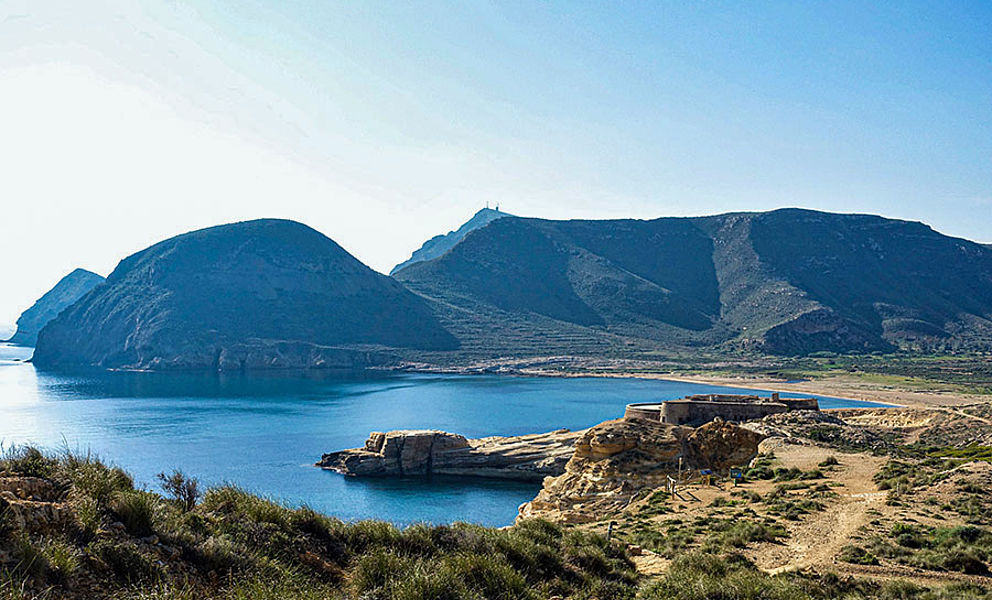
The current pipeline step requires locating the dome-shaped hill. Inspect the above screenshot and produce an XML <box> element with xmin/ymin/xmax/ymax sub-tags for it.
<box><xmin>33</xmin><ymin>219</ymin><xmax>458</xmax><ymax>370</ymax></box>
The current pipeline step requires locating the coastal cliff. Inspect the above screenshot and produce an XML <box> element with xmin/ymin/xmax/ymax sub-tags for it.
<box><xmin>317</xmin><ymin>428</ymin><xmax>583</xmax><ymax>481</ymax></box>
<box><xmin>319</xmin><ymin>417</ymin><xmax>765</xmax><ymax>523</ymax></box>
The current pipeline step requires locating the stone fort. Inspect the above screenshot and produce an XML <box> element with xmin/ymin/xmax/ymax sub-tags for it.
<box><xmin>624</xmin><ymin>393</ymin><xmax>819</xmax><ymax>427</ymax></box>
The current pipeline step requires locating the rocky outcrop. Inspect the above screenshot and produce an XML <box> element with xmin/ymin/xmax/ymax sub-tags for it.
<box><xmin>742</xmin><ymin>410</ymin><xmax>891</xmax><ymax>452</ymax></box>
<box><xmin>0</xmin><ymin>477</ymin><xmax>69</xmax><ymax>534</ymax></box>
<box><xmin>318</xmin><ymin>428</ymin><xmax>583</xmax><ymax>481</ymax></box>
<box><xmin>6</xmin><ymin>268</ymin><xmax>104</xmax><ymax>346</ymax></box>
<box><xmin>519</xmin><ymin>418</ymin><xmax>764</xmax><ymax>523</ymax></box>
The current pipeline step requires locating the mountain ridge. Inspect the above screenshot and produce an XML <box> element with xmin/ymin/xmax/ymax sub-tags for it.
<box><xmin>395</xmin><ymin>208</ymin><xmax>992</xmax><ymax>356</ymax></box>
<box><xmin>390</xmin><ymin>207</ymin><xmax>510</xmax><ymax>275</ymax></box>
<box><xmin>29</xmin><ymin>209</ymin><xmax>992</xmax><ymax>370</ymax></box>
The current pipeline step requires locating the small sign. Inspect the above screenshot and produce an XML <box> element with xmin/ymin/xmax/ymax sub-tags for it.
<box><xmin>730</xmin><ymin>468</ymin><xmax>743</xmax><ymax>480</ymax></box>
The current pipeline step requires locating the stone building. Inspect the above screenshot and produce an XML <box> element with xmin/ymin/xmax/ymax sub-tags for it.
<box><xmin>624</xmin><ymin>392</ymin><xmax>819</xmax><ymax>427</ymax></box>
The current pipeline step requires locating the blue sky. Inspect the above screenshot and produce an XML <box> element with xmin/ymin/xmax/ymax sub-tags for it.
<box><xmin>0</xmin><ymin>1</ymin><xmax>990</xmax><ymax>331</ymax></box>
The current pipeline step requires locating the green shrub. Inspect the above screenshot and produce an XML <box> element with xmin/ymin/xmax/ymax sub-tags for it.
<box><xmin>192</xmin><ymin>536</ymin><xmax>253</xmax><ymax>573</ymax></box>
<box><xmin>641</xmin><ymin>552</ymin><xmax>814</xmax><ymax>600</ymax></box>
<box><xmin>111</xmin><ymin>490</ymin><xmax>159</xmax><ymax>537</ymax></box>
<box><xmin>1</xmin><ymin>447</ymin><xmax>57</xmax><ymax>479</ymax></box>
<box><xmin>441</xmin><ymin>552</ymin><xmax>528</xmax><ymax>600</ymax></box>
<box><xmin>65</xmin><ymin>459</ymin><xmax>134</xmax><ymax>506</ymax></box>
<box><xmin>157</xmin><ymin>470</ymin><xmax>201</xmax><ymax>512</ymax></box>
<box><xmin>12</xmin><ymin>533</ymin><xmax>49</xmax><ymax>578</ymax></box>
<box><xmin>200</xmin><ymin>487</ymin><xmax>293</xmax><ymax>529</ymax></box>
<box><xmin>40</xmin><ymin>538</ymin><xmax>80</xmax><ymax>583</ymax></box>
<box><xmin>72</xmin><ymin>494</ymin><xmax>103</xmax><ymax>540</ymax></box>
<box><xmin>343</xmin><ymin>519</ymin><xmax>403</xmax><ymax>554</ymax></box>
<box><xmin>390</xmin><ymin>562</ymin><xmax>465</xmax><ymax>600</ymax></box>
<box><xmin>348</xmin><ymin>548</ymin><xmax>416</xmax><ymax>599</ymax></box>
<box><xmin>940</xmin><ymin>550</ymin><xmax>988</xmax><ymax>575</ymax></box>
<box><xmin>839</xmin><ymin>544</ymin><xmax>879</xmax><ymax>565</ymax></box>
<box><xmin>91</xmin><ymin>539</ymin><xmax>163</xmax><ymax>582</ymax></box>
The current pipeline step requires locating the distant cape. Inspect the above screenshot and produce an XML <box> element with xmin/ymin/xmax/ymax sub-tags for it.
<box><xmin>6</xmin><ymin>268</ymin><xmax>104</xmax><ymax>347</ymax></box>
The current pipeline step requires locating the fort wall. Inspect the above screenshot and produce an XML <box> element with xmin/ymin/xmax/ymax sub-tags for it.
<box><xmin>623</xmin><ymin>403</ymin><xmax>663</xmax><ymax>422</ymax></box>
<box><xmin>624</xmin><ymin>393</ymin><xmax>819</xmax><ymax>427</ymax></box>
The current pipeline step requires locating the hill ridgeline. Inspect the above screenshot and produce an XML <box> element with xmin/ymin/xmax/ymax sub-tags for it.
<box><xmin>389</xmin><ymin>207</ymin><xmax>509</xmax><ymax>274</ymax></box>
<box><xmin>394</xmin><ymin>208</ymin><xmax>992</xmax><ymax>356</ymax></box>
<box><xmin>29</xmin><ymin>209</ymin><xmax>992</xmax><ymax>370</ymax></box>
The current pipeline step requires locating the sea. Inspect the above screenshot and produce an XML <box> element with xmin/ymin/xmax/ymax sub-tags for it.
<box><xmin>0</xmin><ymin>343</ymin><xmax>888</xmax><ymax>526</ymax></box>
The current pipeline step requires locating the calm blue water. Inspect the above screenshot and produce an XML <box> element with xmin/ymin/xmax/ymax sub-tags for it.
<box><xmin>0</xmin><ymin>343</ymin><xmax>886</xmax><ymax>526</ymax></box>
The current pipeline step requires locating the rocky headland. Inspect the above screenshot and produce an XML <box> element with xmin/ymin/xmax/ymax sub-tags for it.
<box><xmin>318</xmin><ymin>428</ymin><xmax>582</xmax><ymax>481</ymax></box>
<box><xmin>32</xmin><ymin>219</ymin><xmax>458</xmax><ymax>370</ymax></box>
<box><xmin>320</xmin><ymin>415</ymin><xmax>766</xmax><ymax>524</ymax></box>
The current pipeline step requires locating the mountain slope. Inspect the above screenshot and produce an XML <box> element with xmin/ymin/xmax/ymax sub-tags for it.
<box><xmin>33</xmin><ymin>219</ymin><xmax>458</xmax><ymax>370</ymax></box>
<box><xmin>395</xmin><ymin>209</ymin><xmax>992</xmax><ymax>356</ymax></box>
<box><xmin>390</xmin><ymin>208</ymin><xmax>509</xmax><ymax>275</ymax></box>
<box><xmin>6</xmin><ymin>269</ymin><xmax>104</xmax><ymax>346</ymax></box>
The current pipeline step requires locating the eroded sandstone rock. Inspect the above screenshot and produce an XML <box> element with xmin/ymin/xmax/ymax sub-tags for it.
<box><xmin>318</xmin><ymin>428</ymin><xmax>582</xmax><ymax>481</ymax></box>
<box><xmin>519</xmin><ymin>418</ymin><xmax>764</xmax><ymax>523</ymax></box>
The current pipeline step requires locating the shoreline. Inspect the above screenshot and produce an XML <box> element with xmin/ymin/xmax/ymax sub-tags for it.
<box><xmin>403</xmin><ymin>363</ymin><xmax>982</xmax><ymax>411</ymax></box>
<box><xmin>402</xmin><ymin>363</ymin><xmax>925</xmax><ymax>408</ymax></box>
<box><xmin>5</xmin><ymin>348</ymin><xmax>985</xmax><ymax>410</ymax></box>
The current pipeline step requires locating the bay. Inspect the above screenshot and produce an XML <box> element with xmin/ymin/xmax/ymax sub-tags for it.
<box><xmin>0</xmin><ymin>343</ymin><xmax>886</xmax><ymax>526</ymax></box>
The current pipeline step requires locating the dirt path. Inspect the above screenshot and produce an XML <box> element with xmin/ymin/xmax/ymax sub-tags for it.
<box><xmin>630</xmin><ymin>550</ymin><xmax>668</xmax><ymax>578</ymax></box>
<box><xmin>748</xmin><ymin>439</ymin><xmax>890</xmax><ymax>574</ymax></box>
<box><xmin>946</xmin><ymin>407</ymin><xmax>992</xmax><ymax>426</ymax></box>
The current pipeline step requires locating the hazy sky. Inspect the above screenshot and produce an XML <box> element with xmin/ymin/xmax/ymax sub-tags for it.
<box><xmin>1</xmin><ymin>1</ymin><xmax>990</xmax><ymax>332</ymax></box>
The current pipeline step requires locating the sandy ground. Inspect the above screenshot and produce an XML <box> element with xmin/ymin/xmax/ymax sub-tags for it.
<box><xmin>656</xmin><ymin>373</ymin><xmax>991</xmax><ymax>409</ymax></box>
<box><xmin>620</xmin><ymin>438</ymin><xmax>992</xmax><ymax>586</ymax></box>
<box><xmin>746</xmin><ymin>438</ymin><xmax>888</xmax><ymax>574</ymax></box>
<box><xmin>509</xmin><ymin>367</ymin><xmax>989</xmax><ymax>410</ymax></box>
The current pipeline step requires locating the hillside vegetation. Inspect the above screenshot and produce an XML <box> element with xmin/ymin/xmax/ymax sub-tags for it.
<box><xmin>4</xmin><ymin>447</ymin><xmax>991</xmax><ymax>599</ymax></box>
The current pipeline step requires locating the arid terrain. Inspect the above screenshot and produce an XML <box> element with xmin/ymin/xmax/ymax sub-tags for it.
<box><xmin>544</xmin><ymin>402</ymin><xmax>992</xmax><ymax>589</ymax></box>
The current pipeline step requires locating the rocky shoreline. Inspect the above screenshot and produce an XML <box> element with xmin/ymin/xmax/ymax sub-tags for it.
<box><xmin>319</xmin><ymin>416</ymin><xmax>768</xmax><ymax>524</ymax></box>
